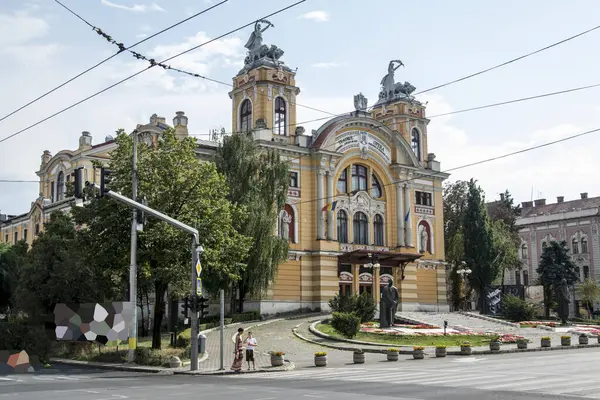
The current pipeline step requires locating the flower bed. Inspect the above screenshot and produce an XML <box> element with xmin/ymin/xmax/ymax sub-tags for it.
<box><xmin>519</xmin><ymin>321</ymin><xmax>558</xmax><ymax>328</ymax></box>
<box><xmin>361</xmin><ymin>322</ymin><xmax>440</xmax><ymax>329</ymax></box>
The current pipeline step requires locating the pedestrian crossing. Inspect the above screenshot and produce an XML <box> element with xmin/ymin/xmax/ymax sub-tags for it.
<box><xmin>226</xmin><ymin>365</ymin><xmax>600</xmax><ymax>398</ymax></box>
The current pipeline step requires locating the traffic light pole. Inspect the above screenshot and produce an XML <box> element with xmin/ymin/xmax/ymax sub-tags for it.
<box><xmin>128</xmin><ymin>130</ymin><xmax>138</xmax><ymax>363</ymax></box>
<box><xmin>85</xmin><ymin>184</ymin><xmax>202</xmax><ymax>371</ymax></box>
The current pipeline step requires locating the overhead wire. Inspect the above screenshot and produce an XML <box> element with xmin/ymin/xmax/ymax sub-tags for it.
<box><xmin>0</xmin><ymin>0</ymin><xmax>308</xmax><ymax>145</ymax></box>
<box><xmin>0</xmin><ymin>0</ymin><xmax>229</xmax><ymax>124</ymax></box>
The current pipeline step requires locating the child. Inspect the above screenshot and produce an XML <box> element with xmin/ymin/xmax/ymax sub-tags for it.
<box><xmin>245</xmin><ymin>331</ymin><xmax>258</xmax><ymax>370</ymax></box>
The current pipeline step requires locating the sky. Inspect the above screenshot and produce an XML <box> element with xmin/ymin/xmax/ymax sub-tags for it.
<box><xmin>2</xmin><ymin>0</ymin><xmax>600</xmax><ymax>215</ymax></box>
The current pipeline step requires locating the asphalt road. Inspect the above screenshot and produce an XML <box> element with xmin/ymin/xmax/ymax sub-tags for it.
<box><xmin>4</xmin><ymin>349</ymin><xmax>600</xmax><ymax>399</ymax></box>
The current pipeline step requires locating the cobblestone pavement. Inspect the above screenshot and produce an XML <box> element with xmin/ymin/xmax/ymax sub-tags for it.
<box><xmin>397</xmin><ymin>311</ymin><xmax>570</xmax><ymax>341</ymax></box>
<box><xmin>200</xmin><ymin>317</ymin><xmax>360</xmax><ymax>371</ymax></box>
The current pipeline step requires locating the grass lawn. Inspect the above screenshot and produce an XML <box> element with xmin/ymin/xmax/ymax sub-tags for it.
<box><xmin>317</xmin><ymin>323</ymin><xmax>492</xmax><ymax>347</ymax></box>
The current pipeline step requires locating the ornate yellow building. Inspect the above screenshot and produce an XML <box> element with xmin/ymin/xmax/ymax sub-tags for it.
<box><xmin>232</xmin><ymin>24</ymin><xmax>450</xmax><ymax>313</ymax></box>
<box><xmin>2</xmin><ymin>22</ymin><xmax>450</xmax><ymax>315</ymax></box>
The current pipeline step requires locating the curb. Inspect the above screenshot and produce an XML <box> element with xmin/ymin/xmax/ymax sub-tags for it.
<box><xmin>292</xmin><ymin>325</ymin><xmax>398</xmax><ymax>354</ymax></box>
<box><xmin>308</xmin><ymin>320</ymin><xmax>396</xmax><ymax>349</ymax></box>
<box><xmin>49</xmin><ymin>358</ymin><xmax>167</xmax><ymax>373</ymax></box>
<box><xmin>174</xmin><ymin>360</ymin><xmax>295</xmax><ymax>375</ymax></box>
<box><xmin>457</xmin><ymin>311</ymin><xmax>520</xmax><ymax>328</ymax></box>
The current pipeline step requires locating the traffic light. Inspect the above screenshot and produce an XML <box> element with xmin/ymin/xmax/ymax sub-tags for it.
<box><xmin>99</xmin><ymin>167</ymin><xmax>112</xmax><ymax>197</ymax></box>
<box><xmin>198</xmin><ymin>296</ymin><xmax>209</xmax><ymax>321</ymax></box>
<box><xmin>74</xmin><ymin>167</ymin><xmax>84</xmax><ymax>199</ymax></box>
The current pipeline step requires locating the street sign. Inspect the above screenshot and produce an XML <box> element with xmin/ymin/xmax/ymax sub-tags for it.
<box><xmin>196</xmin><ymin>260</ymin><xmax>202</xmax><ymax>277</ymax></box>
<box><xmin>196</xmin><ymin>277</ymin><xmax>202</xmax><ymax>295</ymax></box>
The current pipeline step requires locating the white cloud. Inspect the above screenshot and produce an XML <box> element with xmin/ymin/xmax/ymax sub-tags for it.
<box><xmin>299</xmin><ymin>11</ymin><xmax>329</xmax><ymax>22</ymax></box>
<box><xmin>422</xmin><ymin>93</ymin><xmax>600</xmax><ymax>203</ymax></box>
<box><xmin>0</xmin><ymin>11</ymin><xmax>61</xmax><ymax>63</ymax></box>
<box><xmin>100</xmin><ymin>0</ymin><xmax>165</xmax><ymax>13</ymax></box>
<box><xmin>311</xmin><ymin>62</ymin><xmax>346</xmax><ymax>69</ymax></box>
<box><xmin>136</xmin><ymin>33</ymin><xmax>148</xmax><ymax>39</ymax></box>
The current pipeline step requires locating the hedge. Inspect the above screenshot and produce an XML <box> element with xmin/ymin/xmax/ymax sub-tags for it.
<box><xmin>0</xmin><ymin>322</ymin><xmax>51</xmax><ymax>363</ymax></box>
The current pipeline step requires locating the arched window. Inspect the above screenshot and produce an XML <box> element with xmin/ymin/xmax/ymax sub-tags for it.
<box><xmin>240</xmin><ymin>99</ymin><xmax>252</xmax><ymax>132</ymax></box>
<box><xmin>515</xmin><ymin>270</ymin><xmax>521</xmax><ymax>286</ymax></box>
<box><xmin>274</xmin><ymin>97</ymin><xmax>286</xmax><ymax>136</ymax></box>
<box><xmin>371</xmin><ymin>173</ymin><xmax>382</xmax><ymax>198</ymax></box>
<box><xmin>57</xmin><ymin>171</ymin><xmax>65</xmax><ymax>201</ymax></box>
<box><xmin>337</xmin><ymin>168</ymin><xmax>347</xmax><ymax>194</ymax></box>
<box><xmin>582</xmin><ymin>237</ymin><xmax>589</xmax><ymax>253</ymax></box>
<box><xmin>584</xmin><ymin>265</ymin><xmax>590</xmax><ymax>280</ymax></box>
<box><xmin>521</xmin><ymin>244</ymin><xmax>528</xmax><ymax>259</ymax></box>
<box><xmin>337</xmin><ymin>210</ymin><xmax>348</xmax><ymax>243</ymax></box>
<box><xmin>523</xmin><ymin>270</ymin><xmax>529</xmax><ymax>286</ymax></box>
<box><xmin>411</xmin><ymin>128</ymin><xmax>421</xmax><ymax>161</ymax></box>
<box><xmin>572</xmin><ymin>238</ymin><xmax>579</xmax><ymax>254</ymax></box>
<box><xmin>575</xmin><ymin>266</ymin><xmax>581</xmax><ymax>282</ymax></box>
<box><xmin>374</xmin><ymin>214</ymin><xmax>384</xmax><ymax>246</ymax></box>
<box><xmin>353</xmin><ymin>212</ymin><xmax>368</xmax><ymax>245</ymax></box>
<box><xmin>351</xmin><ymin>165</ymin><xmax>368</xmax><ymax>192</ymax></box>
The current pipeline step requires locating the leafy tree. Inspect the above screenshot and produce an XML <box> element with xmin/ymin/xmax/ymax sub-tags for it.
<box><xmin>214</xmin><ymin>133</ymin><xmax>289</xmax><ymax>312</ymax></box>
<box><xmin>577</xmin><ymin>279</ymin><xmax>600</xmax><ymax>319</ymax></box>
<box><xmin>443</xmin><ymin>180</ymin><xmax>469</xmax><ymax>309</ymax></box>
<box><xmin>536</xmin><ymin>240</ymin><xmax>578</xmax><ymax>318</ymax></box>
<box><xmin>73</xmin><ymin>130</ymin><xmax>251</xmax><ymax>348</ymax></box>
<box><xmin>463</xmin><ymin>179</ymin><xmax>496</xmax><ymax>313</ymax></box>
<box><xmin>15</xmin><ymin>213</ymin><xmax>104</xmax><ymax>322</ymax></box>
<box><xmin>0</xmin><ymin>241</ymin><xmax>28</xmax><ymax>314</ymax></box>
<box><xmin>490</xmin><ymin>220</ymin><xmax>521</xmax><ymax>287</ymax></box>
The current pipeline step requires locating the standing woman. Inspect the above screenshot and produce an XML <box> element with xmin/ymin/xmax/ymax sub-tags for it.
<box><xmin>231</xmin><ymin>327</ymin><xmax>244</xmax><ymax>372</ymax></box>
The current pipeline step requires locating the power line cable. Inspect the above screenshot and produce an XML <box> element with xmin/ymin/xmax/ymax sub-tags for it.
<box><xmin>414</xmin><ymin>23</ymin><xmax>600</xmax><ymax>95</ymax></box>
<box><xmin>0</xmin><ymin>0</ymin><xmax>307</xmax><ymax>145</ymax></box>
<box><xmin>0</xmin><ymin>0</ymin><xmax>228</xmax><ymax>125</ymax></box>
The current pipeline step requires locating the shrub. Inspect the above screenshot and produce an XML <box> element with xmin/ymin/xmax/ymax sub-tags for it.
<box><xmin>387</xmin><ymin>348</ymin><xmax>399</xmax><ymax>352</ymax></box>
<box><xmin>541</xmin><ymin>336</ymin><xmax>551</xmax><ymax>340</ymax></box>
<box><xmin>355</xmin><ymin>292</ymin><xmax>376</xmax><ymax>323</ymax></box>
<box><xmin>134</xmin><ymin>348</ymin><xmax>165</xmax><ymax>366</ymax></box>
<box><xmin>502</xmin><ymin>294</ymin><xmax>536</xmax><ymax>322</ymax></box>
<box><xmin>176</xmin><ymin>328</ymin><xmax>192</xmax><ymax>348</ymax></box>
<box><xmin>270</xmin><ymin>351</ymin><xmax>285</xmax><ymax>356</ymax></box>
<box><xmin>353</xmin><ymin>348</ymin><xmax>364</xmax><ymax>354</ymax></box>
<box><xmin>331</xmin><ymin>312</ymin><xmax>361</xmax><ymax>339</ymax></box>
<box><xmin>314</xmin><ymin>352</ymin><xmax>327</xmax><ymax>356</ymax></box>
<box><xmin>436</xmin><ymin>345</ymin><xmax>447</xmax><ymax>349</ymax></box>
<box><xmin>0</xmin><ymin>322</ymin><xmax>51</xmax><ymax>363</ymax></box>
<box><xmin>328</xmin><ymin>293</ymin><xmax>356</xmax><ymax>313</ymax></box>
<box><xmin>230</xmin><ymin>311</ymin><xmax>260</xmax><ymax>323</ymax></box>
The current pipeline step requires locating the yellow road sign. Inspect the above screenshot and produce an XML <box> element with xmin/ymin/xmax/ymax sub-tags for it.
<box><xmin>196</xmin><ymin>260</ymin><xmax>202</xmax><ymax>277</ymax></box>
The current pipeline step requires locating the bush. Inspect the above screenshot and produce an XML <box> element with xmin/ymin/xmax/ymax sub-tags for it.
<box><xmin>331</xmin><ymin>312</ymin><xmax>361</xmax><ymax>338</ymax></box>
<box><xmin>502</xmin><ymin>294</ymin><xmax>536</xmax><ymax>322</ymax></box>
<box><xmin>329</xmin><ymin>293</ymin><xmax>356</xmax><ymax>313</ymax></box>
<box><xmin>230</xmin><ymin>311</ymin><xmax>260</xmax><ymax>323</ymax></box>
<box><xmin>0</xmin><ymin>322</ymin><xmax>51</xmax><ymax>363</ymax></box>
<box><xmin>355</xmin><ymin>292</ymin><xmax>376</xmax><ymax>323</ymax></box>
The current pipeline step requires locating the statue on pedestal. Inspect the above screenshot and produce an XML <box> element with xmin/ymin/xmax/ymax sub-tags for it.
<box><xmin>280</xmin><ymin>210</ymin><xmax>291</xmax><ymax>241</ymax></box>
<box><xmin>556</xmin><ymin>277</ymin><xmax>571</xmax><ymax>325</ymax></box>
<box><xmin>380</xmin><ymin>278</ymin><xmax>399</xmax><ymax>328</ymax></box>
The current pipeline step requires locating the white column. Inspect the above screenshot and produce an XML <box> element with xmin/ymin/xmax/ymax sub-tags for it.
<box><xmin>396</xmin><ymin>183</ymin><xmax>405</xmax><ymax>247</ymax></box>
<box><xmin>326</xmin><ymin>171</ymin><xmax>334</xmax><ymax>240</ymax></box>
<box><xmin>404</xmin><ymin>184</ymin><xmax>413</xmax><ymax>247</ymax></box>
<box><xmin>317</xmin><ymin>170</ymin><xmax>325</xmax><ymax>240</ymax></box>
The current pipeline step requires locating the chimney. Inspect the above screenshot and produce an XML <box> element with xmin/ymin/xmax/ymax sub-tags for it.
<box><xmin>522</xmin><ymin>201</ymin><xmax>534</xmax><ymax>208</ymax></box>
<box><xmin>79</xmin><ymin>131</ymin><xmax>92</xmax><ymax>149</ymax></box>
<box><xmin>557</xmin><ymin>196</ymin><xmax>564</xmax><ymax>203</ymax></box>
<box><xmin>581</xmin><ymin>192</ymin><xmax>588</xmax><ymax>199</ymax></box>
<box><xmin>499</xmin><ymin>193</ymin><xmax>505</xmax><ymax>202</ymax></box>
<box><xmin>534</xmin><ymin>199</ymin><xmax>546</xmax><ymax>207</ymax></box>
<box><xmin>173</xmin><ymin>111</ymin><xmax>189</xmax><ymax>139</ymax></box>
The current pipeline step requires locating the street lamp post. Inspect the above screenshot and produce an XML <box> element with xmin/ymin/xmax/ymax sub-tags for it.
<box><xmin>364</xmin><ymin>253</ymin><xmax>381</xmax><ymax>312</ymax></box>
<box><xmin>456</xmin><ymin>262</ymin><xmax>472</xmax><ymax>311</ymax></box>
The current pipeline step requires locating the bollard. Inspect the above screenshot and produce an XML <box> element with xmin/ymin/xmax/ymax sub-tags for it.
<box><xmin>199</xmin><ymin>334</ymin><xmax>207</xmax><ymax>354</ymax></box>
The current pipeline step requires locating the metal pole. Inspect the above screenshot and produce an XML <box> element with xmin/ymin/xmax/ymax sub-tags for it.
<box><xmin>190</xmin><ymin>235</ymin><xmax>199</xmax><ymax>371</ymax></box>
<box><xmin>219</xmin><ymin>289</ymin><xmax>225</xmax><ymax>370</ymax></box>
<box><xmin>127</xmin><ymin>130</ymin><xmax>138</xmax><ymax>363</ymax></box>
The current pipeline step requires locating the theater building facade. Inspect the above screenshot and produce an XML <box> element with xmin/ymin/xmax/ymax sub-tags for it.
<box><xmin>234</xmin><ymin>25</ymin><xmax>450</xmax><ymax>314</ymax></box>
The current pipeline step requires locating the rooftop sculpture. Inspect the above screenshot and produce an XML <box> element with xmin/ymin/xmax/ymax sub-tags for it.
<box><xmin>240</xmin><ymin>19</ymin><xmax>289</xmax><ymax>74</ymax></box>
<box><xmin>376</xmin><ymin>60</ymin><xmax>417</xmax><ymax>105</ymax></box>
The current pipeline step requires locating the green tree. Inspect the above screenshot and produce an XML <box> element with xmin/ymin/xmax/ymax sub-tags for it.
<box><xmin>577</xmin><ymin>279</ymin><xmax>600</xmax><ymax>319</ymax></box>
<box><xmin>215</xmin><ymin>133</ymin><xmax>289</xmax><ymax>312</ymax></box>
<box><xmin>490</xmin><ymin>219</ymin><xmax>521</xmax><ymax>288</ymax></box>
<box><xmin>0</xmin><ymin>241</ymin><xmax>28</xmax><ymax>314</ymax></box>
<box><xmin>15</xmin><ymin>213</ymin><xmax>104</xmax><ymax>322</ymax></box>
<box><xmin>463</xmin><ymin>179</ymin><xmax>496</xmax><ymax>313</ymax></box>
<box><xmin>536</xmin><ymin>240</ymin><xmax>578</xmax><ymax>318</ymax></box>
<box><xmin>443</xmin><ymin>180</ymin><xmax>469</xmax><ymax>309</ymax></box>
<box><xmin>73</xmin><ymin>130</ymin><xmax>251</xmax><ymax>348</ymax></box>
